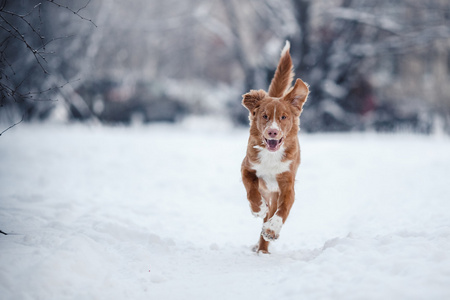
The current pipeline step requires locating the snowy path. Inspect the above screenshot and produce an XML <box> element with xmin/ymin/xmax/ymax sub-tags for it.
<box><xmin>1</xmin><ymin>124</ymin><xmax>450</xmax><ymax>300</ymax></box>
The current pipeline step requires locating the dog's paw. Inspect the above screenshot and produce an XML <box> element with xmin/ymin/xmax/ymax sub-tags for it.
<box><xmin>261</xmin><ymin>215</ymin><xmax>283</xmax><ymax>242</ymax></box>
<box><xmin>251</xmin><ymin>244</ymin><xmax>270</xmax><ymax>254</ymax></box>
<box><xmin>251</xmin><ymin>201</ymin><xmax>268</xmax><ymax>219</ymax></box>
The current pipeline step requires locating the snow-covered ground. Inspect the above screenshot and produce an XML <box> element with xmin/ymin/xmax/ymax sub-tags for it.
<box><xmin>1</xmin><ymin>123</ymin><xmax>450</xmax><ymax>300</ymax></box>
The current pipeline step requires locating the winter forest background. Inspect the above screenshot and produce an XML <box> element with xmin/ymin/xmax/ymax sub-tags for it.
<box><xmin>2</xmin><ymin>1</ymin><xmax>450</xmax><ymax>298</ymax></box>
<box><xmin>1</xmin><ymin>0</ymin><xmax>450</xmax><ymax>133</ymax></box>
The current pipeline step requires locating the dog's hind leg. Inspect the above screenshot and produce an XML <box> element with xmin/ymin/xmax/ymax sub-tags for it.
<box><xmin>254</xmin><ymin>235</ymin><xmax>270</xmax><ymax>254</ymax></box>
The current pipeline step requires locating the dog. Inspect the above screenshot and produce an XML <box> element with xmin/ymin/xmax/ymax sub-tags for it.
<box><xmin>241</xmin><ymin>41</ymin><xmax>309</xmax><ymax>254</ymax></box>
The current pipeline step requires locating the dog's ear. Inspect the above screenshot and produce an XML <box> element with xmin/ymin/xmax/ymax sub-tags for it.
<box><xmin>242</xmin><ymin>89</ymin><xmax>266</xmax><ymax>112</ymax></box>
<box><xmin>283</xmin><ymin>78</ymin><xmax>309</xmax><ymax>114</ymax></box>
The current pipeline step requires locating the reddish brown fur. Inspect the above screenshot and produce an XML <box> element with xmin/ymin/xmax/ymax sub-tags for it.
<box><xmin>241</xmin><ymin>41</ymin><xmax>309</xmax><ymax>254</ymax></box>
<box><xmin>268</xmin><ymin>43</ymin><xmax>294</xmax><ymax>98</ymax></box>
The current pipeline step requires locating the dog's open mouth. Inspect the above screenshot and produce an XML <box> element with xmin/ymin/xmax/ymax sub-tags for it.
<box><xmin>265</xmin><ymin>137</ymin><xmax>283</xmax><ymax>152</ymax></box>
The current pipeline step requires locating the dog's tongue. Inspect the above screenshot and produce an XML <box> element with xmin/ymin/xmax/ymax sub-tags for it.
<box><xmin>267</xmin><ymin>139</ymin><xmax>280</xmax><ymax>150</ymax></box>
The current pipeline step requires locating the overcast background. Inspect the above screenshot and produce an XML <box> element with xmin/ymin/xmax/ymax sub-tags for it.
<box><xmin>1</xmin><ymin>0</ymin><xmax>450</xmax><ymax>133</ymax></box>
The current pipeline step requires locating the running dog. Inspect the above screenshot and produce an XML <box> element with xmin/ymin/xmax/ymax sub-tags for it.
<box><xmin>241</xmin><ymin>41</ymin><xmax>309</xmax><ymax>253</ymax></box>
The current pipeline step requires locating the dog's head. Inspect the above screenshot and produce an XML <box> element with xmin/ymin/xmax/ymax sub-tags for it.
<box><xmin>242</xmin><ymin>79</ymin><xmax>309</xmax><ymax>152</ymax></box>
<box><xmin>242</xmin><ymin>41</ymin><xmax>309</xmax><ymax>152</ymax></box>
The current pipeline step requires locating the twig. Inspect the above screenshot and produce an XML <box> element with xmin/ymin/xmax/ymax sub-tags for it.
<box><xmin>0</xmin><ymin>113</ymin><xmax>25</xmax><ymax>136</ymax></box>
<box><xmin>48</xmin><ymin>0</ymin><xmax>97</xmax><ymax>27</ymax></box>
<box><xmin>0</xmin><ymin>16</ymin><xmax>49</xmax><ymax>74</ymax></box>
<box><xmin>0</xmin><ymin>230</ymin><xmax>7</xmax><ymax>235</ymax></box>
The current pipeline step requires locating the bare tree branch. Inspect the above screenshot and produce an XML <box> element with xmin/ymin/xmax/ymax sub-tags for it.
<box><xmin>0</xmin><ymin>0</ymin><xmax>96</xmax><ymax>136</ymax></box>
<box><xmin>0</xmin><ymin>113</ymin><xmax>24</xmax><ymax>136</ymax></box>
<box><xmin>47</xmin><ymin>0</ymin><xmax>97</xmax><ymax>27</ymax></box>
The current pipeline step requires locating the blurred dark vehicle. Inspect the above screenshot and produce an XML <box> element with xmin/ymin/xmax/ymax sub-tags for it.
<box><xmin>75</xmin><ymin>80</ymin><xmax>187</xmax><ymax>124</ymax></box>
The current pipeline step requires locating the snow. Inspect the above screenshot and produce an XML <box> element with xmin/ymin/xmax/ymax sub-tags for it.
<box><xmin>1</xmin><ymin>123</ymin><xmax>450</xmax><ymax>300</ymax></box>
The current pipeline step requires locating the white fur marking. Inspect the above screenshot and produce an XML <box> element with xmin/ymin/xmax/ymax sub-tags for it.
<box><xmin>270</xmin><ymin>120</ymin><xmax>280</xmax><ymax>131</ymax></box>
<box><xmin>262</xmin><ymin>215</ymin><xmax>283</xmax><ymax>241</ymax></box>
<box><xmin>270</xmin><ymin>106</ymin><xmax>280</xmax><ymax>131</ymax></box>
<box><xmin>281</xmin><ymin>40</ymin><xmax>290</xmax><ymax>56</ymax></box>
<box><xmin>251</xmin><ymin>146</ymin><xmax>291</xmax><ymax>192</ymax></box>
<box><xmin>251</xmin><ymin>199</ymin><xmax>268</xmax><ymax>219</ymax></box>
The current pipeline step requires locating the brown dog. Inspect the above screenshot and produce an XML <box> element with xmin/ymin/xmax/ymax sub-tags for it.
<box><xmin>241</xmin><ymin>41</ymin><xmax>309</xmax><ymax>253</ymax></box>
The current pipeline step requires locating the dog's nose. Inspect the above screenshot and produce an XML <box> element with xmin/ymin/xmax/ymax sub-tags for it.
<box><xmin>267</xmin><ymin>128</ymin><xmax>279</xmax><ymax>138</ymax></box>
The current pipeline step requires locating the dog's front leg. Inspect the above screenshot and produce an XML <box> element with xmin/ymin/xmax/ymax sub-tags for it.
<box><xmin>241</xmin><ymin>166</ymin><xmax>268</xmax><ymax>219</ymax></box>
<box><xmin>261</xmin><ymin>174</ymin><xmax>295</xmax><ymax>241</ymax></box>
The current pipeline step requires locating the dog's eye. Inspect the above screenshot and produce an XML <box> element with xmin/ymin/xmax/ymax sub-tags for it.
<box><xmin>281</xmin><ymin>115</ymin><xmax>287</xmax><ymax>120</ymax></box>
<box><xmin>262</xmin><ymin>114</ymin><xmax>268</xmax><ymax>120</ymax></box>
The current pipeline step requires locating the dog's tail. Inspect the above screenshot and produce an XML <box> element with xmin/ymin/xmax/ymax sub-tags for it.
<box><xmin>268</xmin><ymin>41</ymin><xmax>294</xmax><ymax>98</ymax></box>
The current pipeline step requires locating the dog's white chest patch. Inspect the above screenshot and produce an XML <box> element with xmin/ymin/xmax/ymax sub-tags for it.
<box><xmin>251</xmin><ymin>146</ymin><xmax>292</xmax><ymax>192</ymax></box>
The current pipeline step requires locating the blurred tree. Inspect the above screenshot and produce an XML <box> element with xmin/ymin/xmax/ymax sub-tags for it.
<box><xmin>1</xmin><ymin>0</ymin><xmax>449</xmax><ymax>133</ymax></box>
<box><xmin>0</xmin><ymin>0</ymin><xmax>96</xmax><ymax>134</ymax></box>
<box><xmin>288</xmin><ymin>0</ymin><xmax>450</xmax><ymax>132</ymax></box>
